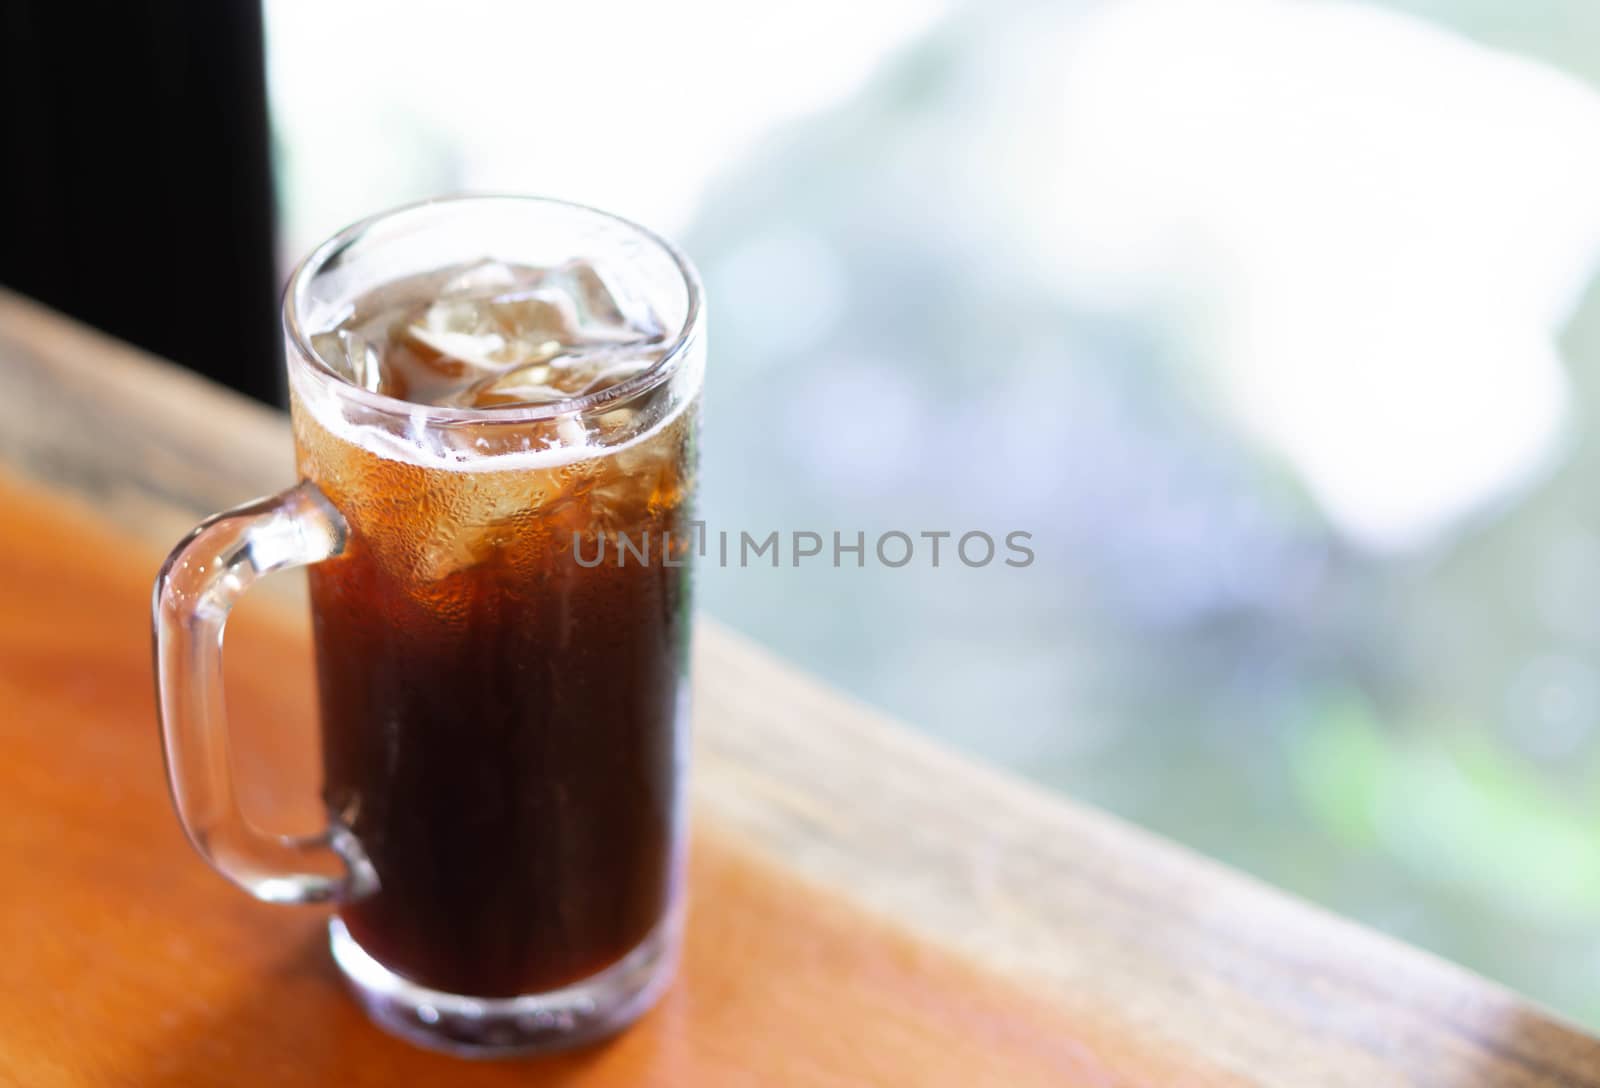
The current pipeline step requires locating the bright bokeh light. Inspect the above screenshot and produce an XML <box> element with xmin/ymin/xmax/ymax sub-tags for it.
<box><xmin>1028</xmin><ymin>0</ymin><xmax>1600</xmax><ymax>549</ymax></box>
<box><xmin>265</xmin><ymin>0</ymin><xmax>950</xmax><ymax>256</ymax></box>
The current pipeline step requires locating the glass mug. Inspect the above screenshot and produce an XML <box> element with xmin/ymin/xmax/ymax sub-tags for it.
<box><xmin>153</xmin><ymin>197</ymin><xmax>703</xmax><ymax>1056</ymax></box>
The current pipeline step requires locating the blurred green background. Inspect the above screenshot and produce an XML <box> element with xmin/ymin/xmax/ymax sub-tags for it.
<box><xmin>269</xmin><ymin>0</ymin><xmax>1600</xmax><ymax>1025</ymax></box>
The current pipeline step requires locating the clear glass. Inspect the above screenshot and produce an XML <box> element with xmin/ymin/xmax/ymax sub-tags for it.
<box><xmin>154</xmin><ymin>195</ymin><xmax>704</xmax><ymax>1056</ymax></box>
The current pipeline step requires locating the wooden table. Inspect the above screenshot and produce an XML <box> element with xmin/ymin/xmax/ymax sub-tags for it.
<box><xmin>2</xmin><ymin>288</ymin><xmax>1598</xmax><ymax>1087</ymax></box>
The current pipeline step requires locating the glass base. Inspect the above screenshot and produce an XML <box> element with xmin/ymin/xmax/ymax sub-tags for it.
<box><xmin>328</xmin><ymin>913</ymin><xmax>679</xmax><ymax>1058</ymax></box>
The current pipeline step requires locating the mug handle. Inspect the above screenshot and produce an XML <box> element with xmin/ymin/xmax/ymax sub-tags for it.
<box><xmin>153</xmin><ymin>481</ymin><xmax>375</xmax><ymax>904</ymax></box>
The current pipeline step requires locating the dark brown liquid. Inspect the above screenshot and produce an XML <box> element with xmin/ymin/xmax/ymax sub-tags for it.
<box><xmin>294</xmin><ymin>395</ymin><xmax>695</xmax><ymax>998</ymax></box>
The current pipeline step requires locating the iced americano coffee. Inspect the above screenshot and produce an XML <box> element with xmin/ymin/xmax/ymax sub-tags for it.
<box><xmin>296</xmin><ymin>250</ymin><xmax>696</xmax><ymax>990</ymax></box>
<box><xmin>154</xmin><ymin>198</ymin><xmax>703</xmax><ymax>1058</ymax></box>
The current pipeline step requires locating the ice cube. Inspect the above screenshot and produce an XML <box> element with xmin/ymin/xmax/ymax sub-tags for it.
<box><xmin>454</xmin><ymin>361</ymin><xmax>566</xmax><ymax>408</ymax></box>
<box><xmin>311</xmin><ymin>330</ymin><xmax>384</xmax><ymax>393</ymax></box>
<box><xmin>549</xmin><ymin>258</ymin><xmax>665</xmax><ymax>342</ymax></box>
<box><xmin>488</xmin><ymin>289</ymin><xmax>586</xmax><ymax>351</ymax></box>
<box><xmin>402</xmin><ymin>474</ymin><xmax>552</xmax><ymax>584</ymax></box>
<box><xmin>438</xmin><ymin>257</ymin><xmax>533</xmax><ymax>297</ymax></box>
<box><xmin>453</xmin><ymin>343</ymin><xmax>662</xmax><ymax>408</ymax></box>
<box><xmin>406</xmin><ymin>288</ymin><xmax>582</xmax><ymax>374</ymax></box>
<box><xmin>330</xmin><ymin>257</ymin><xmax>672</xmax><ymax>409</ymax></box>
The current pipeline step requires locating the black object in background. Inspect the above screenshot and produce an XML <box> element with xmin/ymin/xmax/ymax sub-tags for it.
<box><xmin>0</xmin><ymin>1</ymin><xmax>280</xmax><ymax>405</ymax></box>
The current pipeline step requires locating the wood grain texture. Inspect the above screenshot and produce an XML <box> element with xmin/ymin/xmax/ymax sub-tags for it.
<box><xmin>0</xmin><ymin>477</ymin><xmax>1208</xmax><ymax>1088</ymax></box>
<box><xmin>3</xmin><ymin>286</ymin><xmax>1600</xmax><ymax>1085</ymax></box>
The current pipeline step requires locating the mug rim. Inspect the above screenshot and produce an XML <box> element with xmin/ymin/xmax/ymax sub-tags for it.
<box><xmin>282</xmin><ymin>193</ymin><xmax>704</xmax><ymax>425</ymax></box>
